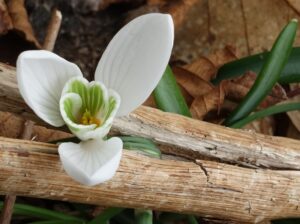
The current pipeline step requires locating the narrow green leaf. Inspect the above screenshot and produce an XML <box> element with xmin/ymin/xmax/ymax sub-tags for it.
<box><xmin>135</xmin><ymin>209</ymin><xmax>153</xmax><ymax>224</ymax></box>
<box><xmin>230</xmin><ymin>103</ymin><xmax>300</xmax><ymax>128</ymax></box>
<box><xmin>119</xmin><ymin>136</ymin><xmax>157</xmax><ymax>145</ymax></box>
<box><xmin>186</xmin><ymin>215</ymin><xmax>198</xmax><ymax>224</ymax></box>
<box><xmin>0</xmin><ymin>202</ymin><xmax>84</xmax><ymax>222</ymax></box>
<box><xmin>213</xmin><ymin>47</ymin><xmax>300</xmax><ymax>85</ymax></box>
<box><xmin>120</xmin><ymin>136</ymin><xmax>161</xmax><ymax>159</ymax></box>
<box><xmin>224</xmin><ymin>19</ymin><xmax>298</xmax><ymax>126</ymax></box>
<box><xmin>88</xmin><ymin>207</ymin><xmax>124</xmax><ymax>224</ymax></box>
<box><xmin>154</xmin><ymin>66</ymin><xmax>192</xmax><ymax>117</ymax></box>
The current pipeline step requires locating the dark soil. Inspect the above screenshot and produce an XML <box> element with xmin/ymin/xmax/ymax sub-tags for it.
<box><xmin>25</xmin><ymin>0</ymin><xmax>144</xmax><ymax>80</ymax></box>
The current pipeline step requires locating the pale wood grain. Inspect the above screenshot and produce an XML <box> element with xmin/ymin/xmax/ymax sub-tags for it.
<box><xmin>0</xmin><ymin>119</ymin><xmax>34</xmax><ymax>224</ymax></box>
<box><xmin>0</xmin><ymin>137</ymin><xmax>299</xmax><ymax>223</ymax></box>
<box><xmin>1</xmin><ymin>63</ymin><xmax>300</xmax><ymax>170</ymax></box>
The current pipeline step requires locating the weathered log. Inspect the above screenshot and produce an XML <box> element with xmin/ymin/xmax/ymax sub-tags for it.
<box><xmin>0</xmin><ymin>137</ymin><xmax>299</xmax><ymax>223</ymax></box>
<box><xmin>1</xmin><ymin>62</ymin><xmax>300</xmax><ymax>170</ymax></box>
<box><xmin>0</xmin><ymin>120</ymin><xmax>35</xmax><ymax>224</ymax></box>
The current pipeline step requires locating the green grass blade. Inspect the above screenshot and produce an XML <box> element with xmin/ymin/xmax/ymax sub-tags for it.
<box><xmin>120</xmin><ymin>136</ymin><xmax>161</xmax><ymax>159</ymax></box>
<box><xmin>187</xmin><ymin>215</ymin><xmax>198</xmax><ymax>224</ymax></box>
<box><xmin>135</xmin><ymin>209</ymin><xmax>153</xmax><ymax>224</ymax></box>
<box><xmin>213</xmin><ymin>47</ymin><xmax>300</xmax><ymax>85</ymax></box>
<box><xmin>123</xmin><ymin>142</ymin><xmax>161</xmax><ymax>158</ymax></box>
<box><xmin>0</xmin><ymin>202</ymin><xmax>84</xmax><ymax>222</ymax></box>
<box><xmin>88</xmin><ymin>207</ymin><xmax>124</xmax><ymax>224</ymax></box>
<box><xmin>224</xmin><ymin>19</ymin><xmax>298</xmax><ymax>126</ymax></box>
<box><xmin>230</xmin><ymin>103</ymin><xmax>300</xmax><ymax>128</ymax></box>
<box><xmin>119</xmin><ymin>136</ymin><xmax>157</xmax><ymax>146</ymax></box>
<box><xmin>153</xmin><ymin>65</ymin><xmax>192</xmax><ymax>117</ymax></box>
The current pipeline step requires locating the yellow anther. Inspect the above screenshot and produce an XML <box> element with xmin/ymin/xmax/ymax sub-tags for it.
<box><xmin>80</xmin><ymin>110</ymin><xmax>101</xmax><ymax>127</ymax></box>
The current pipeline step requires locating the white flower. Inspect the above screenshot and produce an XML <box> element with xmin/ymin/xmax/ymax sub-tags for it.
<box><xmin>16</xmin><ymin>13</ymin><xmax>174</xmax><ymax>186</ymax></box>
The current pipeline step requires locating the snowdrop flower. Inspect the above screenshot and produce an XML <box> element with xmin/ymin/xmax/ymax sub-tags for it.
<box><xmin>16</xmin><ymin>13</ymin><xmax>174</xmax><ymax>186</ymax></box>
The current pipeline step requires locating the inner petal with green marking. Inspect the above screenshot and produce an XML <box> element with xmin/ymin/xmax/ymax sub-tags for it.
<box><xmin>59</xmin><ymin>77</ymin><xmax>120</xmax><ymax>141</ymax></box>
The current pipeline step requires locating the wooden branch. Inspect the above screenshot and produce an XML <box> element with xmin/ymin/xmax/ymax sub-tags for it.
<box><xmin>43</xmin><ymin>9</ymin><xmax>62</xmax><ymax>51</ymax></box>
<box><xmin>0</xmin><ymin>137</ymin><xmax>299</xmax><ymax>223</ymax></box>
<box><xmin>0</xmin><ymin>195</ymin><xmax>16</xmax><ymax>224</ymax></box>
<box><xmin>0</xmin><ymin>119</ymin><xmax>35</xmax><ymax>223</ymax></box>
<box><xmin>1</xmin><ymin>62</ymin><xmax>300</xmax><ymax>170</ymax></box>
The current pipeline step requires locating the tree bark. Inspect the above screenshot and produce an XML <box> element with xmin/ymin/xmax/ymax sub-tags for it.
<box><xmin>1</xmin><ymin>63</ymin><xmax>300</xmax><ymax>170</ymax></box>
<box><xmin>0</xmin><ymin>137</ymin><xmax>299</xmax><ymax>223</ymax></box>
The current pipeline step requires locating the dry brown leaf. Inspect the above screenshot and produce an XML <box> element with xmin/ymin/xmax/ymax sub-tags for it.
<box><xmin>182</xmin><ymin>56</ymin><xmax>217</xmax><ymax>82</ymax></box>
<box><xmin>190</xmin><ymin>83</ymin><xmax>225</xmax><ymax>120</ymax></box>
<box><xmin>207</xmin><ymin>45</ymin><xmax>238</xmax><ymax>67</ymax></box>
<box><xmin>243</xmin><ymin>116</ymin><xmax>275</xmax><ymax>135</ymax></box>
<box><xmin>0</xmin><ymin>111</ymin><xmax>71</xmax><ymax>142</ymax></box>
<box><xmin>158</xmin><ymin>0</ymin><xmax>198</xmax><ymax>27</ymax></box>
<box><xmin>286</xmin><ymin>0</ymin><xmax>300</xmax><ymax>15</ymax></box>
<box><xmin>224</xmin><ymin>71</ymin><xmax>287</xmax><ymax>108</ymax></box>
<box><xmin>189</xmin><ymin>72</ymin><xmax>287</xmax><ymax>121</ymax></box>
<box><xmin>0</xmin><ymin>0</ymin><xmax>40</xmax><ymax>65</ymax></box>
<box><xmin>172</xmin><ymin>66</ymin><xmax>214</xmax><ymax>98</ymax></box>
<box><xmin>178</xmin><ymin>83</ymin><xmax>194</xmax><ymax>106</ymax></box>
<box><xmin>0</xmin><ymin>0</ymin><xmax>13</xmax><ymax>34</ymax></box>
<box><xmin>143</xmin><ymin>95</ymin><xmax>157</xmax><ymax>108</ymax></box>
<box><xmin>126</xmin><ymin>0</ymin><xmax>197</xmax><ymax>28</ymax></box>
<box><xmin>6</xmin><ymin>0</ymin><xmax>40</xmax><ymax>48</ymax></box>
<box><xmin>286</xmin><ymin>83</ymin><xmax>300</xmax><ymax>132</ymax></box>
<box><xmin>286</xmin><ymin>122</ymin><xmax>300</xmax><ymax>140</ymax></box>
<box><xmin>183</xmin><ymin>46</ymin><xmax>238</xmax><ymax>81</ymax></box>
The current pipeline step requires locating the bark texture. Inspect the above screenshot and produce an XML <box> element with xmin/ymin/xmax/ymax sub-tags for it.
<box><xmin>0</xmin><ymin>137</ymin><xmax>300</xmax><ymax>223</ymax></box>
<box><xmin>1</xmin><ymin>63</ymin><xmax>300</xmax><ymax>170</ymax></box>
<box><xmin>1</xmin><ymin>63</ymin><xmax>300</xmax><ymax>223</ymax></box>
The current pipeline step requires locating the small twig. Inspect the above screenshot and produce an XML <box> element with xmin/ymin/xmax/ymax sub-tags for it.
<box><xmin>0</xmin><ymin>195</ymin><xmax>16</xmax><ymax>224</ymax></box>
<box><xmin>43</xmin><ymin>8</ymin><xmax>62</xmax><ymax>51</ymax></box>
<box><xmin>21</xmin><ymin>120</ymin><xmax>35</xmax><ymax>140</ymax></box>
<box><xmin>0</xmin><ymin>120</ymin><xmax>34</xmax><ymax>224</ymax></box>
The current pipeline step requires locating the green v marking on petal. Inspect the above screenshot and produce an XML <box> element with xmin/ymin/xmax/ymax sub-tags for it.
<box><xmin>104</xmin><ymin>97</ymin><xmax>117</xmax><ymax>120</ymax></box>
<box><xmin>67</xmin><ymin>80</ymin><xmax>104</xmax><ymax>116</ymax></box>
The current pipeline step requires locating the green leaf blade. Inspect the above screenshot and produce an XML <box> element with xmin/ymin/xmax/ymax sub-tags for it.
<box><xmin>154</xmin><ymin>65</ymin><xmax>192</xmax><ymax>117</ymax></box>
<box><xmin>0</xmin><ymin>201</ymin><xmax>85</xmax><ymax>222</ymax></box>
<box><xmin>230</xmin><ymin>103</ymin><xmax>300</xmax><ymax>128</ymax></box>
<box><xmin>224</xmin><ymin>19</ymin><xmax>298</xmax><ymax>126</ymax></box>
<box><xmin>213</xmin><ymin>47</ymin><xmax>300</xmax><ymax>85</ymax></box>
<box><xmin>135</xmin><ymin>209</ymin><xmax>153</xmax><ymax>224</ymax></box>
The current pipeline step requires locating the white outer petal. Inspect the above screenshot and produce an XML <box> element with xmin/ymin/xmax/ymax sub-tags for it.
<box><xmin>17</xmin><ymin>50</ymin><xmax>83</xmax><ymax>127</ymax></box>
<box><xmin>58</xmin><ymin>137</ymin><xmax>123</xmax><ymax>186</ymax></box>
<box><xmin>95</xmin><ymin>13</ymin><xmax>174</xmax><ymax>116</ymax></box>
